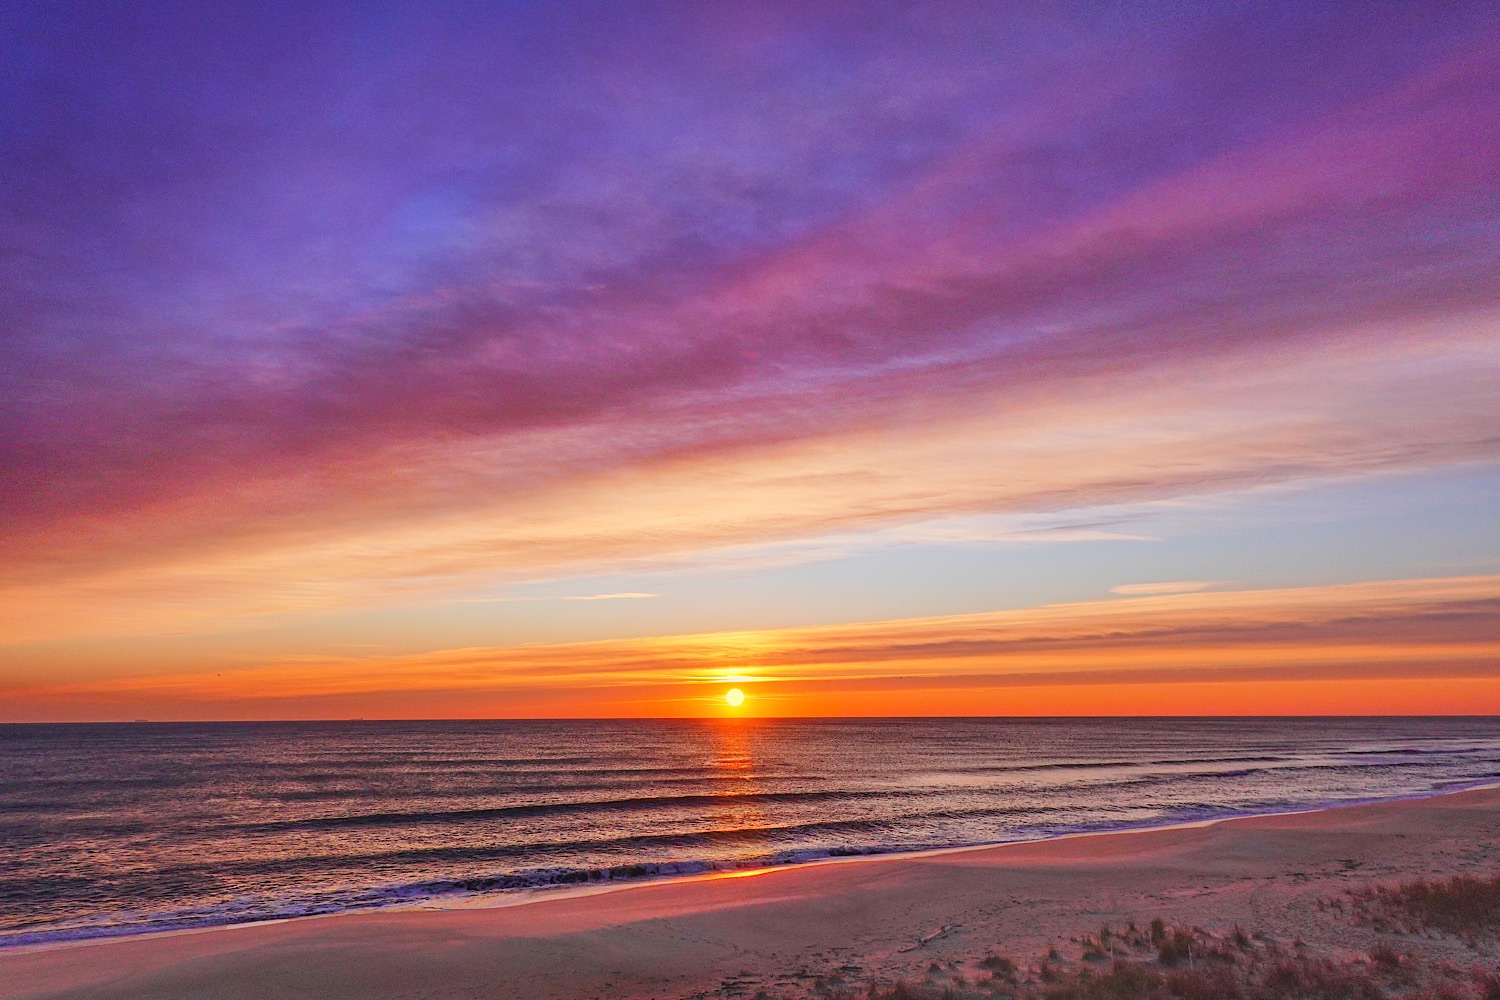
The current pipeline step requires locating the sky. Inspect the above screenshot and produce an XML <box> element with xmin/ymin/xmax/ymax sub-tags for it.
<box><xmin>2</xmin><ymin>0</ymin><xmax>1498</xmax><ymax>720</ymax></box>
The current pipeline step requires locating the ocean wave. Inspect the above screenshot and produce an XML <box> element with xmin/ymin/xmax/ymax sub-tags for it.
<box><xmin>0</xmin><ymin>792</ymin><xmax>1433</xmax><ymax>951</ymax></box>
<box><xmin>232</xmin><ymin>788</ymin><xmax>905</xmax><ymax>833</ymax></box>
<box><xmin>6</xmin><ymin>719</ymin><xmax>1500</xmax><ymax>950</ymax></box>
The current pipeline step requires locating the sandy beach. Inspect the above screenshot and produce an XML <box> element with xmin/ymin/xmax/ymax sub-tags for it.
<box><xmin>4</xmin><ymin>786</ymin><xmax>1499</xmax><ymax>999</ymax></box>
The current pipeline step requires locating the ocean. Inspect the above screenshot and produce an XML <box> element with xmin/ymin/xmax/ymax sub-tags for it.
<box><xmin>3</xmin><ymin>717</ymin><xmax>1499</xmax><ymax>948</ymax></box>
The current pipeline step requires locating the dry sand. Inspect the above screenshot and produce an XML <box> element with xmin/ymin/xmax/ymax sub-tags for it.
<box><xmin>5</xmin><ymin>787</ymin><xmax>1500</xmax><ymax>999</ymax></box>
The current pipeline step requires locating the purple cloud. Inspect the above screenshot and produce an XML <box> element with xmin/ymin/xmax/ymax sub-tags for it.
<box><xmin>3</xmin><ymin>1</ymin><xmax>1498</xmax><ymax>597</ymax></box>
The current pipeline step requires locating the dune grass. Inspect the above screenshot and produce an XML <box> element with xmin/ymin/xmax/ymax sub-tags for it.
<box><xmin>794</xmin><ymin>874</ymin><xmax>1500</xmax><ymax>1000</ymax></box>
<box><xmin>1354</xmin><ymin>874</ymin><xmax>1500</xmax><ymax>937</ymax></box>
<box><xmin>801</xmin><ymin>917</ymin><xmax>1489</xmax><ymax>1000</ymax></box>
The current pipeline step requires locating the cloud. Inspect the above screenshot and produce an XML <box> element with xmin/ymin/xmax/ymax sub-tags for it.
<box><xmin>452</xmin><ymin>592</ymin><xmax>658</xmax><ymax>604</ymax></box>
<box><xmin>560</xmin><ymin>592</ymin><xmax>658</xmax><ymax>601</ymax></box>
<box><xmin>7</xmin><ymin>575</ymin><xmax>1498</xmax><ymax>719</ymax></box>
<box><xmin>1110</xmin><ymin>581</ymin><xmax>1222</xmax><ymax>596</ymax></box>
<box><xmin>1</xmin><ymin>319</ymin><xmax>1496</xmax><ymax>644</ymax></box>
<box><xmin>1</xmin><ymin>5</ymin><xmax>1498</xmax><ymax>643</ymax></box>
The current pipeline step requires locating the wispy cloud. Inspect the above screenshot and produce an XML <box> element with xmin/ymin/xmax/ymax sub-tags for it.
<box><xmin>561</xmin><ymin>592</ymin><xmax>658</xmax><ymax>601</ymax></box>
<box><xmin>3</xmin><ymin>321</ymin><xmax>1498</xmax><ymax>646</ymax></box>
<box><xmin>452</xmin><ymin>592</ymin><xmax>658</xmax><ymax>604</ymax></box>
<box><xmin>2</xmin><ymin>4</ymin><xmax>1498</xmax><ymax>651</ymax></box>
<box><xmin>1110</xmin><ymin>581</ymin><xmax>1222</xmax><ymax>596</ymax></box>
<box><xmin>8</xmin><ymin>576</ymin><xmax>1498</xmax><ymax>719</ymax></box>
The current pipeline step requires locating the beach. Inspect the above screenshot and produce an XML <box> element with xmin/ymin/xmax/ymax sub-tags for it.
<box><xmin>4</xmin><ymin>785</ymin><xmax>1499</xmax><ymax>999</ymax></box>
<box><xmin>9</xmin><ymin>3</ymin><xmax>1500</xmax><ymax>995</ymax></box>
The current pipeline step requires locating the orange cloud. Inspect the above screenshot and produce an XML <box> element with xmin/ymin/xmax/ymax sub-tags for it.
<box><xmin>6</xmin><ymin>575</ymin><xmax>1496</xmax><ymax>721</ymax></box>
<box><xmin>2</xmin><ymin>318</ymin><xmax>1496</xmax><ymax>646</ymax></box>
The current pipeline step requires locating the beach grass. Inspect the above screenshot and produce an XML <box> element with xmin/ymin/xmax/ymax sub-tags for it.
<box><xmin>1355</xmin><ymin>874</ymin><xmax>1500</xmax><ymax>938</ymax></box>
<box><xmin>816</xmin><ymin>903</ymin><xmax>1500</xmax><ymax>1000</ymax></box>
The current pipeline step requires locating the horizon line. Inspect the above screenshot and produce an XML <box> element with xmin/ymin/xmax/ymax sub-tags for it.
<box><xmin>5</xmin><ymin>713</ymin><xmax>1500</xmax><ymax>726</ymax></box>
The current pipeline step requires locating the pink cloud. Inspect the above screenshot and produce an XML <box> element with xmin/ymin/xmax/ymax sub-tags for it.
<box><xmin>2</xmin><ymin>7</ymin><xmax>1498</xmax><ymax>643</ymax></box>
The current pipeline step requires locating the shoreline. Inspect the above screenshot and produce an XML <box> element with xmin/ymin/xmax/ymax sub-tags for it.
<box><xmin>7</xmin><ymin>783</ymin><xmax>1500</xmax><ymax>999</ymax></box>
<box><xmin>5</xmin><ymin>778</ymin><xmax>1498</xmax><ymax>959</ymax></box>
<box><xmin>412</xmin><ymin>775</ymin><xmax>1500</xmax><ymax>910</ymax></box>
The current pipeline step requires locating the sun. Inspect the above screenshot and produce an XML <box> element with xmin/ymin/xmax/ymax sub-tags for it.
<box><xmin>724</xmin><ymin>687</ymin><xmax>746</xmax><ymax>708</ymax></box>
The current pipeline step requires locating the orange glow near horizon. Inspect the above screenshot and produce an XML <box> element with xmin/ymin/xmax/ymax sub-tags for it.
<box><xmin>3</xmin><ymin>575</ymin><xmax>1497</xmax><ymax>722</ymax></box>
<box><xmin>12</xmin><ymin>676</ymin><xmax>1500</xmax><ymax>723</ymax></box>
